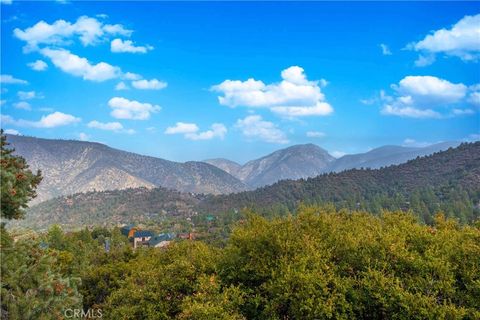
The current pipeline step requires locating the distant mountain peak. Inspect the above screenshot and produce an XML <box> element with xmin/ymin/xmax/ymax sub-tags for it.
<box><xmin>203</xmin><ymin>158</ymin><xmax>242</xmax><ymax>176</ymax></box>
<box><xmin>205</xmin><ymin>143</ymin><xmax>335</xmax><ymax>188</ymax></box>
<box><xmin>328</xmin><ymin>141</ymin><xmax>460</xmax><ymax>172</ymax></box>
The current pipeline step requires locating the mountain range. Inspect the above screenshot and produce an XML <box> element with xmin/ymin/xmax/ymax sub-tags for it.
<box><xmin>14</xmin><ymin>141</ymin><xmax>480</xmax><ymax>230</ymax></box>
<box><xmin>6</xmin><ymin>134</ymin><xmax>248</xmax><ymax>203</ymax></box>
<box><xmin>204</xmin><ymin>141</ymin><xmax>460</xmax><ymax>186</ymax></box>
<box><xmin>6</xmin><ymin>134</ymin><xmax>461</xmax><ymax>204</ymax></box>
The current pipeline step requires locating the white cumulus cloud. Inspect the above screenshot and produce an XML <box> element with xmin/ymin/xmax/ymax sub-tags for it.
<box><xmin>87</xmin><ymin>120</ymin><xmax>135</xmax><ymax>134</ymax></box>
<box><xmin>111</xmin><ymin>38</ymin><xmax>153</xmax><ymax>53</ymax></box>
<box><xmin>235</xmin><ymin>115</ymin><xmax>288</xmax><ymax>144</ymax></box>
<box><xmin>87</xmin><ymin>120</ymin><xmax>124</xmax><ymax>131</ymax></box>
<box><xmin>165</xmin><ymin>122</ymin><xmax>199</xmax><ymax>134</ymax></box>
<box><xmin>13</xmin><ymin>15</ymin><xmax>132</xmax><ymax>51</ymax></box>
<box><xmin>37</xmin><ymin>112</ymin><xmax>81</xmax><ymax>128</ymax></box>
<box><xmin>408</xmin><ymin>14</ymin><xmax>480</xmax><ymax>65</ymax></box>
<box><xmin>165</xmin><ymin>122</ymin><xmax>226</xmax><ymax>140</ymax></box>
<box><xmin>40</xmin><ymin>48</ymin><xmax>121</xmax><ymax>82</ymax></box>
<box><xmin>1</xmin><ymin>74</ymin><xmax>28</xmax><ymax>84</ymax></box>
<box><xmin>2</xmin><ymin>112</ymin><xmax>80</xmax><ymax>128</ymax></box>
<box><xmin>27</xmin><ymin>60</ymin><xmax>48</xmax><ymax>71</ymax></box>
<box><xmin>131</xmin><ymin>79</ymin><xmax>167</xmax><ymax>90</ymax></box>
<box><xmin>271</xmin><ymin>102</ymin><xmax>333</xmax><ymax>117</ymax></box>
<box><xmin>394</xmin><ymin>75</ymin><xmax>467</xmax><ymax>105</ymax></box>
<box><xmin>185</xmin><ymin>123</ymin><xmax>227</xmax><ymax>141</ymax></box>
<box><xmin>108</xmin><ymin>97</ymin><xmax>161</xmax><ymax>120</ymax></box>
<box><xmin>380</xmin><ymin>75</ymin><xmax>475</xmax><ymax>118</ymax></box>
<box><xmin>211</xmin><ymin>66</ymin><xmax>333</xmax><ymax>117</ymax></box>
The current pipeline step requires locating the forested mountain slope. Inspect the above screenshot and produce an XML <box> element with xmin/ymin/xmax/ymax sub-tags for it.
<box><xmin>10</xmin><ymin>187</ymin><xmax>201</xmax><ymax>230</ymax></box>
<box><xmin>200</xmin><ymin>142</ymin><xmax>480</xmax><ymax>223</ymax></box>
<box><xmin>327</xmin><ymin>141</ymin><xmax>460</xmax><ymax>172</ymax></box>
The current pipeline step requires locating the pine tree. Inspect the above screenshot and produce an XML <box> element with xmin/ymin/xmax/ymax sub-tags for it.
<box><xmin>1</xmin><ymin>131</ymin><xmax>82</xmax><ymax>319</ymax></box>
<box><xmin>0</xmin><ymin>130</ymin><xmax>42</xmax><ymax>220</ymax></box>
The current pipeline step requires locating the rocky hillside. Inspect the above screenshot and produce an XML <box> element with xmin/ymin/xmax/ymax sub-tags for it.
<box><xmin>203</xmin><ymin>158</ymin><xmax>242</xmax><ymax>176</ymax></box>
<box><xmin>206</xmin><ymin>144</ymin><xmax>335</xmax><ymax>188</ymax></box>
<box><xmin>6</xmin><ymin>135</ymin><xmax>248</xmax><ymax>203</ymax></box>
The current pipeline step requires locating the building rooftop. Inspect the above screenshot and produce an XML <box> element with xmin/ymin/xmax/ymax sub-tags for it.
<box><xmin>133</xmin><ymin>230</ymin><xmax>155</xmax><ymax>238</ymax></box>
<box><xmin>149</xmin><ymin>233</ymin><xmax>175</xmax><ymax>246</ymax></box>
<box><xmin>120</xmin><ymin>224</ymin><xmax>135</xmax><ymax>236</ymax></box>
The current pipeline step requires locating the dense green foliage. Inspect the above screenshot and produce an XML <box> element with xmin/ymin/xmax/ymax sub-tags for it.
<box><xmin>0</xmin><ymin>130</ymin><xmax>42</xmax><ymax>220</ymax></box>
<box><xmin>202</xmin><ymin>142</ymin><xmax>480</xmax><ymax>224</ymax></box>
<box><xmin>4</xmin><ymin>204</ymin><xmax>480</xmax><ymax>319</ymax></box>
<box><xmin>10</xmin><ymin>207</ymin><xmax>478</xmax><ymax>319</ymax></box>
<box><xmin>0</xmin><ymin>227</ymin><xmax>82</xmax><ymax>319</ymax></box>
<box><xmin>217</xmin><ymin>207</ymin><xmax>480</xmax><ymax>319</ymax></box>
<box><xmin>1</xmin><ymin>131</ymin><xmax>81</xmax><ymax>319</ymax></box>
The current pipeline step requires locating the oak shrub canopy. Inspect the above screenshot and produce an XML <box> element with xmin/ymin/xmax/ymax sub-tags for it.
<box><xmin>38</xmin><ymin>208</ymin><xmax>480</xmax><ymax>319</ymax></box>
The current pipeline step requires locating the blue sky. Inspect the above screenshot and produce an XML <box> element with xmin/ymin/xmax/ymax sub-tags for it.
<box><xmin>1</xmin><ymin>1</ymin><xmax>479</xmax><ymax>163</ymax></box>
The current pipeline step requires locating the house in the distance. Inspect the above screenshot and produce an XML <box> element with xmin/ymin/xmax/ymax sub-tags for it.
<box><xmin>149</xmin><ymin>233</ymin><xmax>175</xmax><ymax>248</ymax></box>
<box><xmin>132</xmin><ymin>230</ymin><xmax>155</xmax><ymax>249</ymax></box>
<box><xmin>120</xmin><ymin>225</ymin><xmax>138</xmax><ymax>238</ymax></box>
<box><xmin>120</xmin><ymin>224</ymin><xmax>178</xmax><ymax>249</ymax></box>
